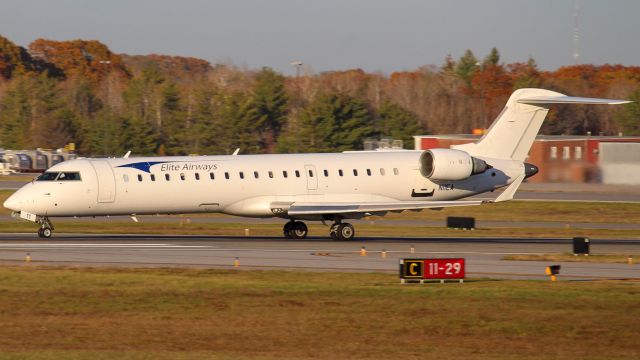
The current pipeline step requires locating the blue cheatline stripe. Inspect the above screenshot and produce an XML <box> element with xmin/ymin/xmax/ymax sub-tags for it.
<box><xmin>116</xmin><ymin>161</ymin><xmax>170</xmax><ymax>173</ymax></box>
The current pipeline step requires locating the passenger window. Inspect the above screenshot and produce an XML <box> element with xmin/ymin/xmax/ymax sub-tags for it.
<box><xmin>323</xmin><ymin>169</ymin><xmax>328</xmax><ymax>177</ymax></box>
<box><xmin>308</xmin><ymin>169</ymin><xmax>314</xmax><ymax>177</ymax></box>
<box><xmin>225</xmin><ymin>172</ymin><xmax>230</xmax><ymax>179</ymax></box>
<box><xmin>353</xmin><ymin>169</ymin><xmax>358</xmax><ymax>176</ymax></box>
<box><xmin>254</xmin><ymin>171</ymin><xmax>259</xmax><ymax>179</ymax></box>
<box><xmin>123</xmin><ymin>174</ymin><xmax>129</xmax><ymax>182</ymax></box>
<box><xmin>165</xmin><ymin>174</ymin><xmax>170</xmax><ymax>181</ymax></box>
<box><xmin>150</xmin><ymin>174</ymin><xmax>156</xmax><ymax>181</ymax></box>
<box><xmin>295</xmin><ymin>170</ymin><xmax>300</xmax><ymax>178</ymax></box>
<box><xmin>393</xmin><ymin>168</ymin><xmax>399</xmax><ymax>175</ymax></box>
<box><xmin>283</xmin><ymin>171</ymin><xmax>288</xmax><ymax>178</ymax></box>
<box><xmin>366</xmin><ymin>169</ymin><xmax>371</xmax><ymax>176</ymax></box>
<box><xmin>380</xmin><ymin>168</ymin><xmax>385</xmax><ymax>176</ymax></box>
<box><xmin>137</xmin><ymin>174</ymin><xmax>143</xmax><ymax>182</ymax></box>
<box><xmin>210</xmin><ymin>172</ymin><xmax>215</xmax><ymax>180</ymax></box>
<box><xmin>180</xmin><ymin>173</ymin><xmax>186</xmax><ymax>181</ymax></box>
<box><xmin>268</xmin><ymin>171</ymin><xmax>274</xmax><ymax>178</ymax></box>
<box><xmin>338</xmin><ymin>169</ymin><xmax>343</xmax><ymax>177</ymax></box>
<box><xmin>239</xmin><ymin>171</ymin><xmax>244</xmax><ymax>179</ymax></box>
<box><xmin>195</xmin><ymin>173</ymin><xmax>200</xmax><ymax>180</ymax></box>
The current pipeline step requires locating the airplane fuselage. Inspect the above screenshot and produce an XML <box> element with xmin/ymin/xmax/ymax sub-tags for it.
<box><xmin>6</xmin><ymin>151</ymin><xmax>520</xmax><ymax>219</ymax></box>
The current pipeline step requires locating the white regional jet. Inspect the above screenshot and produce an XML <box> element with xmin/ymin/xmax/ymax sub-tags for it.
<box><xmin>3</xmin><ymin>89</ymin><xmax>630</xmax><ymax>240</ymax></box>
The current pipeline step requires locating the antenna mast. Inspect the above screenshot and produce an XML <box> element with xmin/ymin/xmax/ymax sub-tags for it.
<box><xmin>573</xmin><ymin>0</ymin><xmax>580</xmax><ymax>65</ymax></box>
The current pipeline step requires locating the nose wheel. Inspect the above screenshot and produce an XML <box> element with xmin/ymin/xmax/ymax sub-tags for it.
<box><xmin>283</xmin><ymin>220</ymin><xmax>308</xmax><ymax>239</ymax></box>
<box><xmin>37</xmin><ymin>217</ymin><xmax>54</xmax><ymax>238</ymax></box>
<box><xmin>330</xmin><ymin>222</ymin><xmax>355</xmax><ymax>241</ymax></box>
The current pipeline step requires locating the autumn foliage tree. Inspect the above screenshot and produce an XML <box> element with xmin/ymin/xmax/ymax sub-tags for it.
<box><xmin>0</xmin><ymin>34</ymin><xmax>639</xmax><ymax>155</ymax></box>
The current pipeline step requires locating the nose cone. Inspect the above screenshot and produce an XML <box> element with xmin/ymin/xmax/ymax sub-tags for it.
<box><xmin>524</xmin><ymin>163</ymin><xmax>539</xmax><ymax>179</ymax></box>
<box><xmin>3</xmin><ymin>192</ymin><xmax>21</xmax><ymax>212</ymax></box>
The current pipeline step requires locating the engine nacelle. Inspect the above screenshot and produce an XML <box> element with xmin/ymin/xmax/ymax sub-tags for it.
<box><xmin>419</xmin><ymin>149</ymin><xmax>490</xmax><ymax>181</ymax></box>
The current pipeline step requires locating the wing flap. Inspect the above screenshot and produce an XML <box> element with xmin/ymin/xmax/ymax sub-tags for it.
<box><xmin>285</xmin><ymin>200</ymin><xmax>483</xmax><ymax>216</ymax></box>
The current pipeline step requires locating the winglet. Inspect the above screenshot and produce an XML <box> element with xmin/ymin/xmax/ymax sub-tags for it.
<box><xmin>123</xmin><ymin>150</ymin><xmax>131</xmax><ymax>159</ymax></box>
<box><xmin>232</xmin><ymin>148</ymin><xmax>240</xmax><ymax>156</ymax></box>
<box><xmin>494</xmin><ymin>173</ymin><xmax>525</xmax><ymax>202</ymax></box>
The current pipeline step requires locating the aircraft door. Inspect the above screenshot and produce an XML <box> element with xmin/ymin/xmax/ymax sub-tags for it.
<box><xmin>304</xmin><ymin>164</ymin><xmax>318</xmax><ymax>190</ymax></box>
<box><xmin>90</xmin><ymin>160</ymin><xmax>116</xmax><ymax>203</ymax></box>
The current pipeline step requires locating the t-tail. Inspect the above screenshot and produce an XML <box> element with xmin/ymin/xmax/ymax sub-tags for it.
<box><xmin>453</xmin><ymin>88</ymin><xmax>630</xmax><ymax>202</ymax></box>
<box><xmin>453</xmin><ymin>88</ymin><xmax>630</xmax><ymax>161</ymax></box>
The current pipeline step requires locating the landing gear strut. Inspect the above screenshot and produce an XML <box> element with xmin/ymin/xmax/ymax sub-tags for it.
<box><xmin>283</xmin><ymin>220</ymin><xmax>308</xmax><ymax>239</ymax></box>
<box><xmin>329</xmin><ymin>221</ymin><xmax>355</xmax><ymax>241</ymax></box>
<box><xmin>37</xmin><ymin>217</ymin><xmax>54</xmax><ymax>238</ymax></box>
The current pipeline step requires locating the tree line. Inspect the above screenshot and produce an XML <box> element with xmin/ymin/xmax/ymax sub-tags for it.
<box><xmin>1</xmin><ymin>35</ymin><xmax>639</xmax><ymax>156</ymax></box>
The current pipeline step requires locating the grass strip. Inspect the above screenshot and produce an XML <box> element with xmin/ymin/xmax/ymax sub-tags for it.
<box><xmin>503</xmin><ymin>253</ymin><xmax>638</xmax><ymax>264</ymax></box>
<box><xmin>0</xmin><ymin>266</ymin><xmax>638</xmax><ymax>359</ymax></box>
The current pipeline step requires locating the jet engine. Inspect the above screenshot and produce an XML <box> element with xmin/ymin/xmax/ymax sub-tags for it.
<box><xmin>419</xmin><ymin>149</ymin><xmax>490</xmax><ymax>181</ymax></box>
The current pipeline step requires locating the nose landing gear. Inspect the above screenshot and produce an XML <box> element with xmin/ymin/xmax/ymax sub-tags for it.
<box><xmin>37</xmin><ymin>217</ymin><xmax>54</xmax><ymax>238</ymax></box>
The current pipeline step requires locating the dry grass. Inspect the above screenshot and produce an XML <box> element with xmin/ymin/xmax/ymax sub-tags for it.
<box><xmin>504</xmin><ymin>253</ymin><xmax>638</xmax><ymax>264</ymax></box>
<box><xmin>0</xmin><ymin>266</ymin><xmax>638</xmax><ymax>359</ymax></box>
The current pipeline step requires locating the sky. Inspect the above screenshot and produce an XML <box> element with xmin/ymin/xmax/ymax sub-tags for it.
<box><xmin>1</xmin><ymin>0</ymin><xmax>639</xmax><ymax>75</ymax></box>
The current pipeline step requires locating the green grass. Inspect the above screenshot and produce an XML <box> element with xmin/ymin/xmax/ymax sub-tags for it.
<box><xmin>504</xmin><ymin>253</ymin><xmax>638</xmax><ymax>264</ymax></box>
<box><xmin>0</xmin><ymin>266</ymin><xmax>637</xmax><ymax>359</ymax></box>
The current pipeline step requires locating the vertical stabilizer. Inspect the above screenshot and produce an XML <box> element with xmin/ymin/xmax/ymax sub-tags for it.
<box><xmin>453</xmin><ymin>88</ymin><xmax>629</xmax><ymax>161</ymax></box>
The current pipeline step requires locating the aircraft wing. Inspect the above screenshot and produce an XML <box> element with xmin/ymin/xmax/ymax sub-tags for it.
<box><xmin>284</xmin><ymin>200</ymin><xmax>484</xmax><ymax>216</ymax></box>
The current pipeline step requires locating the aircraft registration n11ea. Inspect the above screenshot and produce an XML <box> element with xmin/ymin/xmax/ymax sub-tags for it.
<box><xmin>3</xmin><ymin>88</ymin><xmax>630</xmax><ymax>240</ymax></box>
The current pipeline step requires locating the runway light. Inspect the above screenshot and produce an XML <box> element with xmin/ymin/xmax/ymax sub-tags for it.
<box><xmin>360</xmin><ymin>246</ymin><xmax>367</xmax><ymax>256</ymax></box>
<box><xmin>410</xmin><ymin>245</ymin><xmax>415</xmax><ymax>254</ymax></box>
<box><xmin>545</xmin><ymin>265</ymin><xmax>561</xmax><ymax>281</ymax></box>
<box><xmin>628</xmin><ymin>255</ymin><xmax>633</xmax><ymax>265</ymax></box>
<box><xmin>244</xmin><ymin>228</ymin><xmax>250</xmax><ymax>236</ymax></box>
<box><xmin>381</xmin><ymin>249</ymin><xmax>387</xmax><ymax>259</ymax></box>
<box><xmin>25</xmin><ymin>253</ymin><xmax>31</xmax><ymax>263</ymax></box>
<box><xmin>234</xmin><ymin>257</ymin><xmax>240</xmax><ymax>267</ymax></box>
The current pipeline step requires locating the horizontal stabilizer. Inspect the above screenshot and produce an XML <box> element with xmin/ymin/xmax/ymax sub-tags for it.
<box><xmin>518</xmin><ymin>96</ymin><xmax>631</xmax><ymax>105</ymax></box>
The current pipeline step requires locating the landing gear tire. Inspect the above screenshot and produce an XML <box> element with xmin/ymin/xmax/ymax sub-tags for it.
<box><xmin>38</xmin><ymin>227</ymin><xmax>52</xmax><ymax>238</ymax></box>
<box><xmin>283</xmin><ymin>221</ymin><xmax>308</xmax><ymax>239</ymax></box>
<box><xmin>330</xmin><ymin>223</ymin><xmax>355</xmax><ymax>241</ymax></box>
<box><xmin>37</xmin><ymin>217</ymin><xmax>54</xmax><ymax>238</ymax></box>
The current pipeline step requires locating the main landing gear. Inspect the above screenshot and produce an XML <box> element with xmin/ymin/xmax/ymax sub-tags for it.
<box><xmin>283</xmin><ymin>220</ymin><xmax>308</xmax><ymax>239</ymax></box>
<box><xmin>282</xmin><ymin>220</ymin><xmax>355</xmax><ymax>241</ymax></box>
<box><xmin>37</xmin><ymin>217</ymin><xmax>54</xmax><ymax>238</ymax></box>
<box><xmin>329</xmin><ymin>221</ymin><xmax>355</xmax><ymax>241</ymax></box>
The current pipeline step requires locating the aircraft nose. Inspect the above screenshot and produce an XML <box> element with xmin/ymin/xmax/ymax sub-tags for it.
<box><xmin>3</xmin><ymin>192</ymin><xmax>21</xmax><ymax>212</ymax></box>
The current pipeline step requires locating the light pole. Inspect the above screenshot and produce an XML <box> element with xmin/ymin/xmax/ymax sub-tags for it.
<box><xmin>290</xmin><ymin>60</ymin><xmax>303</xmax><ymax>79</ymax></box>
<box><xmin>289</xmin><ymin>61</ymin><xmax>303</xmax><ymax>152</ymax></box>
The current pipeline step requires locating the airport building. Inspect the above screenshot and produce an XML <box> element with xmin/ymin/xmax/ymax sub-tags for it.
<box><xmin>414</xmin><ymin>135</ymin><xmax>640</xmax><ymax>185</ymax></box>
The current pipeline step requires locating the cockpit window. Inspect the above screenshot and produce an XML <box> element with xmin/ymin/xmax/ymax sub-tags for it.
<box><xmin>57</xmin><ymin>172</ymin><xmax>82</xmax><ymax>181</ymax></box>
<box><xmin>36</xmin><ymin>172</ymin><xmax>59</xmax><ymax>181</ymax></box>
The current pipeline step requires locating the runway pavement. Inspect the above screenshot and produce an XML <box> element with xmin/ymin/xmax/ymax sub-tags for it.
<box><xmin>0</xmin><ymin>233</ymin><xmax>638</xmax><ymax>281</ymax></box>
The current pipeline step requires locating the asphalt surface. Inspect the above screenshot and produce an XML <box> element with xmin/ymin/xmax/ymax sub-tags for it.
<box><xmin>1</xmin><ymin>233</ymin><xmax>638</xmax><ymax>281</ymax></box>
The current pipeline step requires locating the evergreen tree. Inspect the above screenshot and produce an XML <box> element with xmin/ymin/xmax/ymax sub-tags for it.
<box><xmin>0</xmin><ymin>74</ymin><xmax>71</xmax><ymax>149</ymax></box>
<box><xmin>455</xmin><ymin>49</ymin><xmax>479</xmax><ymax>86</ymax></box>
<box><xmin>483</xmin><ymin>47</ymin><xmax>500</xmax><ymax>67</ymax></box>
<box><xmin>252</xmin><ymin>67</ymin><xmax>288</xmax><ymax>151</ymax></box>
<box><xmin>281</xmin><ymin>93</ymin><xmax>373</xmax><ymax>153</ymax></box>
<box><xmin>615</xmin><ymin>88</ymin><xmax>640</xmax><ymax>135</ymax></box>
<box><xmin>376</xmin><ymin>101</ymin><xmax>422</xmax><ymax>148</ymax></box>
